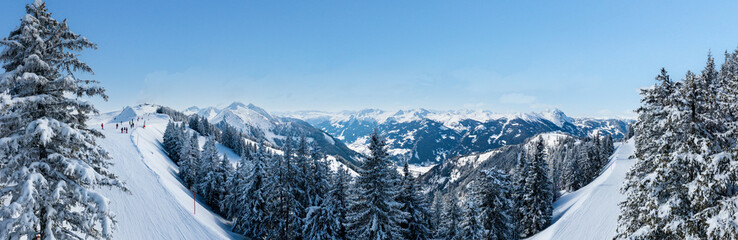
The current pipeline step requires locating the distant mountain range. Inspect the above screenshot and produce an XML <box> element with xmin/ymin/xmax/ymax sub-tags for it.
<box><xmin>282</xmin><ymin>108</ymin><xmax>631</xmax><ymax>166</ymax></box>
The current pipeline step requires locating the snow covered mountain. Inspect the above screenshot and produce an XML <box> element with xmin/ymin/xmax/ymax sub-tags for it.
<box><xmin>282</xmin><ymin>108</ymin><xmax>630</xmax><ymax>166</ymax></box>
<box><xmin>185</xmin><ymin>102</ymin><xmax>363</xmax><ymax>169</ymax></box>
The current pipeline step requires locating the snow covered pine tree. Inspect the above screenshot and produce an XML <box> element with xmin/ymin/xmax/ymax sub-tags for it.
<box><xmin>346</xmin><ymin>130</ymin><xmax>406</xmax><ymax>240</ymax></box>
<box><xmin>0</xmin><ymin>1</ymin><xmax>125</xmax><ymax>239</ymax></box>
<box><xmin>474</xmin><ymin>168</ymin><xmax>515</xmax><ymax>240</ymax></box>
<box><xmin>618</xmin><ymin>52</ymin><xmax>738</xmax><ymax>239</ymax></box>
<box><xmin>397</xmin><ymin>161</ymin><xmax>431</xmax><ymax>240</ymax></box>
<box><xmin>517</xmin><ymin>138</ymin><xmax>554</xmax><ymax>238</ymax></box>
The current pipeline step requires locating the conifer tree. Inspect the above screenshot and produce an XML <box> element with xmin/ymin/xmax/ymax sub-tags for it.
<box><xmin>460</xmin><ymin>197</ymin><xmax>485</xmax><ymax>240</ymax></box>
<box><xmin>265</xmin><ymin>138</ymin><xmax>303</xmax><ymax>239</ymax></box>
<box><xmin>430</xmin><ymin>192</ymin><xmax>444</xmax><ymax>238</ymax></box>
<box><xmin>212</xmin><ymin>155</ymin><xmax>232</xmax><ymax>214</ymax></box>
<box><xmin>617</xmin><ymin>56</ymin><xmax>723</xmax><ymax>239</ymax></box>
<box><xmin>331</xmin><ymin>166</ymin><xmax>351</xmax><ymax>240</ymax></box>
<box><xmin>302</xmin><ymin>162</ymin><xmax>341</xmax><ymax>240</ymax></box>
<box><xmin>0</xmin><ymin>1</ymin><xmax>125</xmax><ymax>238</ymax></box>
<box><xmin>617</xmin><ymin>69</ymin><xmax>677</xmax><ymax>239</ymax></box>
<box><xmin>168</xmin><ymin>123</ymin><xmax>185</xmax><ymax>164</ymax></box>
<box><xmin>475</xmin><ymin>169</ymin><xmax>515</xmax><ymax>240</ymax></box>
<box><xmin>163</xmin><ymin>121</ymin><xmax>176</xmax><ymax>157</ymax></box>
<box><xmin>346</xmin><ymin>130</ymin><xmax>405</xmax><ymax>240</ymax></box>
<box><xmin>179</xmin><ymin>133</ymin><xmax>200</xmax><ymax>188</ymax></box>
<box><xmin>398</xmin><ymin>161</ymin><xmax>431</xmax><ymax>240</ymax></box>
<box><xmin>511</xmin><ymin>151</ymin><xmax>528</xmax><ymax>233</ymax></box>
<box><xmin>195</xmin><ymin>138</ymin><xmax>221</xmax><ymax>209</ymax></box>
<box><xmin>518</xmin><ymin>138</ymin><xmax>554</xmax><ymax>238</ymax></box>
<box><xmin>222</xmin><ymin>151</ymin><xmax>252</xmax><ymax>222</ymax></box>
<box><xmin>563</xmin><ymin>148</ymin><xmax>584</xmax><ymax>192</ymax></box>
<box><xmin>437</xmin><ymin>197</ymin><xmax>462</xmax><ymax>240</ymax></box>
<box><xmin>696</xmin><ymin>50</ymin><xmax>738</xmax><ymax>239</ymax></box>
<box><xmin>232</xmin><ymin>146</ymin><xmax>270</xmax><ymax>239</ymax></box>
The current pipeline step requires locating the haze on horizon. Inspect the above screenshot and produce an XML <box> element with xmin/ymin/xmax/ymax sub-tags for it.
<box><xmin>2</xmin><ymin>0</ymin><xmax>738</xmax><ymax>118</ymax></box>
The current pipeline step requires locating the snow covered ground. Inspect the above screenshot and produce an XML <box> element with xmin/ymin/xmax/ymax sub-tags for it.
<box><xmin>528</xmin><ymin>139</ymin><xmax>636</xmax><ymax>240</ymax></box>
<box><xmin>90</xmin><ymin>105</ymin><xmax>243</xmax><ymax>239</ymax></box>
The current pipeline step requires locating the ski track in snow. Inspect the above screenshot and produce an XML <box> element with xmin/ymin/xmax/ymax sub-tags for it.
<box><xmin>92</xmin><ymin>107</ymin><xmax>243</xmax><ymax>239</ymax></box>
<box><xmin>528</xmin><ymin>139</ymin><xmax>636</xmax><ymax>240</ymax></box>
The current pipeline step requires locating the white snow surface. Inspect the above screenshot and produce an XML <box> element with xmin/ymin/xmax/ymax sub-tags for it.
<box><xmin>89</xmin><ymin>105</ymin><xmax>243</xmax><ymax>240</ymax></box>
<box><xmin>528</xmin><ymin>139</ymin><xmax>636</xmax><ymax>240</ymax></box>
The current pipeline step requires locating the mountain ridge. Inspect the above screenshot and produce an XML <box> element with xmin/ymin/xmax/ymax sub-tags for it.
<box><xmin>281</xmin><ymin>107</ymin><xmax>631</xmax><ymax>167</ymax></box>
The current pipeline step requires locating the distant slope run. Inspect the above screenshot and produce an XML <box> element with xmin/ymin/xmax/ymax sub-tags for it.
<box><xmin>528</xmin><ymin>139</ymin><xmax>636</xmax><ymax>240</ymax></box>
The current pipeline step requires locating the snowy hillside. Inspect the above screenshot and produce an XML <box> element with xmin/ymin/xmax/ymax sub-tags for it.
<box><xmin>185</xmin><ymin>102</ymin><xmax>363</xmax><ymax>170</ymax></box>
<box><xmin>282</xmin><ymin>108</ymin><xmax>630</xmax><ymax>167</ymax></box>
<box><xmin>529</xmin><ymin>139</ymin><xmax>636</xmax><ymax>240</ymax></box>
<box><xmin>419</xmin><ymin>132</ymin><xmax>575</xmax><ymax>200</ymax></box>
<box><xmin>89</xmin><ymin>105</ymin><xmax>243</xmax><ymax>239</ymax></box>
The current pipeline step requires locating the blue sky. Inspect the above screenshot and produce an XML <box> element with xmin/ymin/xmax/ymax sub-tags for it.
<box><xmin>2</xmin><ymin>0</ymin><xmax>738</xmax><ymax>118</ymax></box>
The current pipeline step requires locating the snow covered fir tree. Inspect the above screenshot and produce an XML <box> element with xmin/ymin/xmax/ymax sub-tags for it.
<box><xmin>0</xmin><ymin>1</ymin><xmax>125</xmax><ymax>239</ymax></box>
<box><xmin>617</xmin><ymin>51</ymin><xmax>738</xmax><ymax>239</ymax></box>
<box><xmin>346</xmin><ymin>130</ymin><xmax>406</xmax><ymax>240</ymax></box>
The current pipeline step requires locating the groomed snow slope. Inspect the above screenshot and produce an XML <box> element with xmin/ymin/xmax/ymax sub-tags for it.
<box><xmin>528</xmin><ymin>139</ymin><xmax>636</xmax><ymax>240</ymax></box>
<box><xmin>90</xmin><ymin>106</ymin><xmax>243</xmax><ymax>239</ymax></box>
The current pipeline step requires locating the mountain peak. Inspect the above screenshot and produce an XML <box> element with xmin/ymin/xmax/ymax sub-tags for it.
<box><xmin>245</xmin><ymin>103</ymin><xmax>275</xmax><ymax>120</ymax></box>
<box><xmin>225</xmin><ymin>102</ymin><xmax>247</xmax><ymax>110</ymax></box>
<box><xmin>538</xmin><ymin>108</ymin><xmax>573</xmax><ymax>127</ymax></box>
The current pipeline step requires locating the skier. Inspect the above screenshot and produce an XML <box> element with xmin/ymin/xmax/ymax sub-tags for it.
<box><xmin>116</xmin><ymin>123</ymin><xmax>118</xmax><ymax>129</ymax></box>
<box><xmin>101</xmin><ymin>123</ymin><xmax>104</xmax><ymax>129</ymax></box>
<box><xmin>125</xmin><ymin>127</ymin><xmax>128</xmax><ymax>134</ymax></box>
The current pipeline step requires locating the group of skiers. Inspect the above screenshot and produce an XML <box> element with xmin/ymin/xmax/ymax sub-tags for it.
<box><xmin>102</xmin><ymin>117</ymin><xmax>147</xmax><ymax>134</ymax></box>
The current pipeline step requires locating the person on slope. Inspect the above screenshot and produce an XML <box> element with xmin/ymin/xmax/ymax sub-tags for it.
<box><xmin>101</xmin><ymin>123</ymin><xmax>104</xmax><ymax>130</ymax></box>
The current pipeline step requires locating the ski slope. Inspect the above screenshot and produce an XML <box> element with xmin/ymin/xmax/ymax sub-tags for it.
<box><xmin>529</xmin><ymin>139</ymin><xmax>637</xmax><ymax>240</ymax></box>
<box><xmin>90</xmin><ymin>105</ymin><xmax>243</xmax><ymax>239</ymax></box>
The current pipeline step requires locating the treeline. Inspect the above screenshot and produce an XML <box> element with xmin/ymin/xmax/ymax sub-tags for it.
<box><xmin>156</xmin><ymin>106</ymin><xmax>188</xmax><ymax>122</ymax></box>
<box><xmin>188</xmin><ymin>114</ymin><xmax>221</xmax><ymax>140</ymax></box>
<box><xmin>617</xmin><ymin>52</ymin><xmax>738</xmax><ymax>239</ymax></box>
<box><xmin>548</xmin><ymin>134</ymin><xmax>615</xmax><ymax>193</ymax></box>
<box><xmin>217</xmin><ymin>121</ymin><xmax>258</xmax><ymax>157</ymax></box>
<box><xmin>157</xmin><ymin>106</ymin><xmax>223</xmax><ymax>142</ymax></box>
